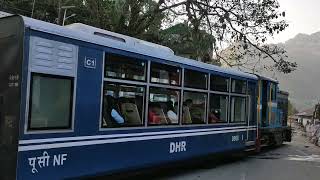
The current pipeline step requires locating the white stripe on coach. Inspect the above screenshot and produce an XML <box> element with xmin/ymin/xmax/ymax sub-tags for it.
<box><xmin>18</xmin><ymin>128</ymin><xmax>252</xmax><ymax>152</ymax></box>
<box><xmin>19</xmin><ymin>126</ymin><xmax>257</xmax><ymax>145</ymax></box>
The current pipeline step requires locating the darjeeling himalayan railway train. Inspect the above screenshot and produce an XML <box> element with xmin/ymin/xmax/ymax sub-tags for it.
<box><xmin>0</xmin><ymin>15</ymin><xmax>291</xmax><ymax>180</ymax></box>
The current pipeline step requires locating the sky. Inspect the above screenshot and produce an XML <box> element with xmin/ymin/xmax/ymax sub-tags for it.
<box><xmin>268</xmin><ymin>0</ymin><xmax>320</xmax><ymax>43</ymax></box>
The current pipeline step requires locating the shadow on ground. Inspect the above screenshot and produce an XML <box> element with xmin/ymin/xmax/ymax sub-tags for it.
<box><xmin>87</xmin><ymin>145</ymin><xmax>287</xmax><ymax>180</ymax></box>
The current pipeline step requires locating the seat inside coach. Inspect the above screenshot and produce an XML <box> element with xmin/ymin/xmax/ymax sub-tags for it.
<box><xmin>102</xmin><ymin>84</ymin><xmax>144</xmax><ymax>128</ymax></box>
<box><xmin>103</xmin><ymin>95</ymin><xmax>143</xmax><ymax>127</ymax></box>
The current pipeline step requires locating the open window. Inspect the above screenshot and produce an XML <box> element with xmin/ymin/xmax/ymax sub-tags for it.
<box><xmin>28</xmin><ymin>73</ymin><xmax>74</xmax><ymax>130</ymax></box>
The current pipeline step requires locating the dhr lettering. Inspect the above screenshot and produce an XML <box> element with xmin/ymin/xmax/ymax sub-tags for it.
<box><xmin>169</xmin><ymin>141</ymin><xmax>186</xmax><ymax>153</ymax></box>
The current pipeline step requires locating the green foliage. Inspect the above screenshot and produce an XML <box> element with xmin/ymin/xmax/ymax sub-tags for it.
<box><xmin>160</xmin><ymin>23</ymin><xmax>218</xmax><ymax>64</ymax></box>
<box><xmin>0</xmin><ymin>0</ymin><xmax>296</xmax><ymax>73</ymax></box>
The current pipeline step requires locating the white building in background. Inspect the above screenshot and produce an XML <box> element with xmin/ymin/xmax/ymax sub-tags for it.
<box><xmin>296</xmin><ymin>108</ymin><xmax>314</xmax><ymax>127</ymax></box>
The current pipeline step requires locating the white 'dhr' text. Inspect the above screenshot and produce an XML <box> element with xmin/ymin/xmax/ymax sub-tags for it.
<box><xmin>170</xmin><ymin>141</ymin><xmax>187</xmax><ymax>153</ymax></box>
<box><xmin>28</xmin><ymin>151</ymin><xmax>68</xmax><ymax>174</ymax></box>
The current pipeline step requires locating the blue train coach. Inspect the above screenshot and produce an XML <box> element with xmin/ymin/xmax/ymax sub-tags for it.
<box><xmin>0</xmin><ymin>15</ymin><xmax>288</xmax><ymax>179</ymax></box>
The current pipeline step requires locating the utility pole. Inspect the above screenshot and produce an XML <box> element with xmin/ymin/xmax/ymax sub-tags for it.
<box><xmin>57</xmin><ymin>0</ymin><xmax>62</xmax><ymax>25</ymax></box>
<box><xmin>31</xmin><ymin>0</ymin><xmax>36</xmax><ymax>18</ymax></box>
<box><xmin>61</xmin><ymin>6</ymin><xmax>76</xmax><ymax>26</ymax></box>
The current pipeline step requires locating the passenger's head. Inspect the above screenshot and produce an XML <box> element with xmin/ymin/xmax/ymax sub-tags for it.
<box><xmin>167</xmin><ymin>101</ymin><xmax>174</xmax><ymax>111</ymax></box>
<box><xmin>185</xmin><ymin>99</ymin><xmax>193</xmax><ymax>107</ymax></box>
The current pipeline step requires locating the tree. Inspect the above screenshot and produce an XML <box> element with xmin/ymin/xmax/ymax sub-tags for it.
<box><xmin>1</xmin><ymin>0</ymin><xmax>296</xmax><ymax>73</ymax></box>
<box><xmin>160</xmin><ymin>23</ymin><xmax>220</xmax><ymax>64</ymax></box>
<box><xmin>288</xmin><ymin>100</ymin><xmax>298</xmax><ymax>116</ymax></box>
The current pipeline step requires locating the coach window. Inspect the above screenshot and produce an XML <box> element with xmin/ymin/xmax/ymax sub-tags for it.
<box><xmin>230</xmin><ymin>97</ymin><xmax>246</xmax><ymax>123</ymax></box>
<box><xmin>184</xmin><ymin>69</ymin><xmax>208</xmax><ymax>89</ymax></box>
<box><xmin>270</xmin><ymin>83</ymin><xmax>276</xmax><ymax>101</ymax></box>
<box><xmin>209</xmin><ymin>94</ymin><xmax>228</xmax><ymax>123</ymax></box>
<box><xmin>102</xmin><ymin>83</ymin><xmax>145</xmax><ymax>128</ymax></box>
<box><xmin>182</xmin><ymin>92</ymin><xmax>207</xmax><ymax>124</ymax></box>
<box><xmin>231</xmin><ymin>79</ymin><xmax>247</xmax><ymax>94</ymax></box>
<box><xmin>28</xmin><ymin>73</ymin><xmax>73</xmax><ymax>130</ymax></box>
<box><xmin>148</xmin><ymin>88</ymin><xmax>180</xmax><ymax>125</ymax></box>
<box><xmin>150</xmin><ymin>62</ymin><xmax>181</xmax><ymax>86</ymax></box>
<box><xmin>210</xmin><ymin>75</ymin><xmax>229</xmax><ymax>92</ymax></box>
<box><xmin>105</xmin><ymin>54</ymin><xmax>146</xmax><ymax>81</ymax></box>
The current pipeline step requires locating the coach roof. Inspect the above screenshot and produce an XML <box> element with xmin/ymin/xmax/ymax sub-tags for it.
<box><xmin>21</xmin><ymin>16</ymin><xmax>257</xmax><ymax>80</ymax></box>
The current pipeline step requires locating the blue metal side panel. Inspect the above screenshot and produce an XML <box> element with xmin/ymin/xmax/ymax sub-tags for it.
<box><xmin>16</xmin><ymin>130</ymin><xmax>247</xmax><ymax>179</ymax></box>
<box><xmin>266</xmin><ymin>81</ymin><xmax>270</xmax><ymax>127</ymax></box>
<box><xmin>75</xmin><ymin>47</ymin><xmax>103</xmax><ymax>135</ymax></box>
<box><xmin>248</xmin><ymin>130</ymin><xmax>257</xmax><ymax>142</ymax></box>
<box><xmin>274</xmin><ymin>84</ymin><xmax>282</xmax><ymax>127</ymax></box>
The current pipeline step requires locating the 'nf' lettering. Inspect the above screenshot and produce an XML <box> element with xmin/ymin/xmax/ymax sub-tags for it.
<box><xmin>170</xmin><ymin>141</ymin><xmax>187</xmax><ymax>153</ymax></box>
<box><xmin>53</xmin><ymin>154</ymin><xmax>67</xmax><ymax>166</ymax></box>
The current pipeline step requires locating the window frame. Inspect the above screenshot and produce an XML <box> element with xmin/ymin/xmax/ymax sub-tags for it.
<box><xmin>27</xmin><ymin>72</ymin><xmax>74</xmax><ymax>131</ymax></box>
<box><xmin>183</xmin><ymin>69</ymin><xmax>208</xmax><ymax>90</ymax></box>
<box><xmin>101</xmin><ymin>81</ymin><xmax>146</xmax><ymax>128</ymax></box>
<box><xmin>208</xmin><ymin>93</ymin><xmax>229</xmax><ymax>124</ymax></box>
<box><xmin>231</xmin><ymin>79</ymin><xmax>247</xmax><ymax>94</ymax></box>
<box><xmin>104</xmin><ymin>53</ymin><xmax>147</xmax><ymax>82</ymax></box>
<box><xmin>229</xmin><ymin>96</ymin><xmax>247</xmax><ymax>124</ymax></box>
<box><xmin>150</xmin><ymin>61</ymin><xmax>181</xmax><ymax>87</ymax></box>
<box><xmin>270</xmin><ymin>83</ymin><xmax>277</xmax><ymax>102</ymax></box>
<box><xmin>182</xmin><ymin>90</ymin><xmax>208</xmax><ymax>125</ymax></box>
<box><xmin>210</xmin><ymin>74</ymin><xmax>229</xmax><ymax>92</ymax></box>
<box><xmin>148</xmin><ymin>87</ymin><xmax>181</xmax><ymax>126</ymax></box>
<box><xmin>100</xmin><ymin>52</ymin><xmax>254</xmax><ymax>129</ymax></box>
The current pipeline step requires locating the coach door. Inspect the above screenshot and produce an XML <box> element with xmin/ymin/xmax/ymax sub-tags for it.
<box><xmin>0</xmin><ymin>15</ymin><xmax>24</xmax><ymax>180</ymax></box>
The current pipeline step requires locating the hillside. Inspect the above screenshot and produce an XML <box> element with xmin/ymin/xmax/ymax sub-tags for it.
<box><xmin>276</xmin><ymin>31</ymin><xmax>320</xmax><ymax>109</ymax></box>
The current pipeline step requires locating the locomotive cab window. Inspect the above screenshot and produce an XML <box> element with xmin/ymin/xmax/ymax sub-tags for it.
<box><xmin>105</xmin><ymin>54</ymin><xmax>146</xmax><ymax>81</ymax></box>
<box><xmin>270</xmin><ymin>83</ymin><xmax>276</xmax><ymax>101</ymax></box>
<box><xmin>28</xmin><ymin>73</ymin><xmax>73</xmax><ymax>130</ymax></box>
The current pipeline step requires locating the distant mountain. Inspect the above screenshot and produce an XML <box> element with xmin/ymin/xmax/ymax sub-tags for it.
<box><xmin>276</xmin><ymin>31</ymin><xmax>320</xmax><ymax>110</ymax></box>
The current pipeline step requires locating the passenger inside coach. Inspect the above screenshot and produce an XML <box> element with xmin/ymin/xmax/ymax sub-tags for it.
<box><xmin>148</xmin><ymin>102</ymin><xmax>168</xmax><ymax>125</ymax></box>
<box><xmin>209</xmin><ymin>109</ymin><xmax>220</xmax><ymax>123</ymax></box>
<box><xmin>103</xmin><ymin>95</ymin><xmax>124</xmax><ymax>127</ymax></box>
<box><xmin>166</xmin><ymin>101</ymin><xmax>178</xmax><ymax>124</ymax></box>
<box><xmin>182</xmin><ymin>99</ymin><xmax>193</xmax><ymax>124</ymax></box>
